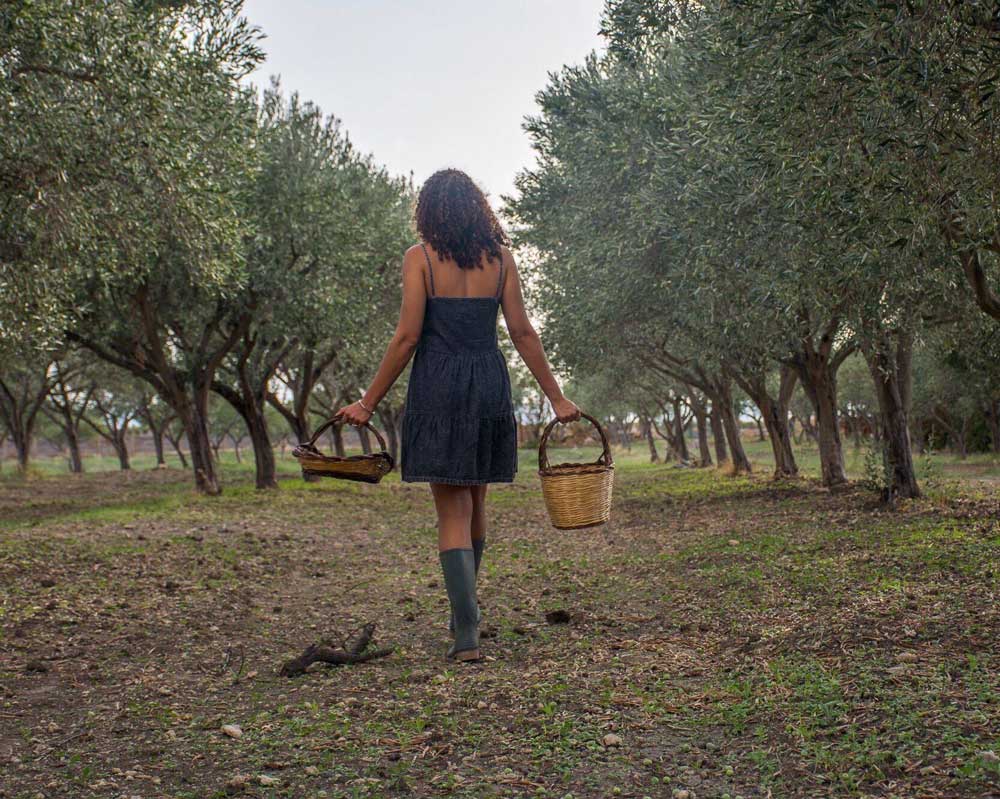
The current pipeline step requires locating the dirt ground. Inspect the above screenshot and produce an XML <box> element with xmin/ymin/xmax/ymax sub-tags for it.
<box><xmin>1</xmin><ymin>454</ymin><xmax>998</xmax><ymax>799</ymax></box>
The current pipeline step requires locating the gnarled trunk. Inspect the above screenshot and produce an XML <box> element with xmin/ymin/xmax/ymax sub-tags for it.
<box><xmin>82</xmin><ymin>398</ymin><xmax>137</xmax><ymax>475</ymax></box>
<box><xmin>0</xmin><ymin>368</ymin><xmax>53</xmax><ymax>474</ymax></box>
<box><xmin>66</xmin><ymin>426</ymin><xmax>84</xmax><ymax>473</ymax></box>
<box><xmin>140</xmin><ymin>404</ymin><xmax>170</xmax><ymax>468</ymax></box>
<box><xmin>671</xmin><ymin>397</ymin><xmax>690</xmax><ymax>463</ymax></box>
<box><xmin>165</xmin><ymin>426</ymin><xmax>189</xmax><ymax>469</ymax></box>
<box><xmin>152</xmin><ymin>428</ymin><xmax>166</xmax><ymax>467</ymax></box>
<box><xmin>45</xmin><ymin>369</ymin><xmax>91</xmax><ymax>474</ymax></box>
<box><xmin>641</xmin><ymin>415</ymin><xmax>660</xmax><ymax>463</ymax></box>
<box><xmin>788</xmin><ymin>315</ymin><xmax>854</xmax><ymax>488</ymax></box>
<box><xmin>709</xmin><ymin>405</ymin><xmax>728</xmax><ymax>464</ymax></box>
<box><xmin>116</xmin><ymin>437</ymin><xmax>131</xmax><ymax>470</ymax></box>
<box><xmin>735</xmin><ymin>365</ymin><xmax>798</xmax><ymax>479</ymax></box>
<box><xmin>244</xmin><ymin>411</ymin><xmax>276</xmax><ymax>489</ymax></box>
<box><xmin>212</xmin><ymin>380</ymin><xmax>277</xmax><ymax>491</ymax></box>
<box><xmin>49</xmin><ymin>401</ymin><xmax>85</xmax><ymax>473</ymax></box>
<box><xmin>712</xmin><ymin>377</ymin><xmax>751</xmax><ymax>474</ymax></box>
<box><xmin>686</xmin><ymin>393</ymin><xmax>712</xmax><ymax>467</ymax></box>
<box><xmin>694</xmin><ymin>409</ymin><xmax>711</xmax><ymax>467</ymax></box>
<box><xmin>760</xmin><ymin>400</ymin><xmax>797</xmax><ymax>478</ymax></box>
<box><xmin>185</xmin><ymin>383</ymin><xmax>221</xmax><ymax>495</ymax></box>
<box><xmin>794</xmin><ymin>354</ymin><xmax>848</xmax><ymax>488</ymax></box>
<box><xmin>865</xmin><ymin>333</ymin><xmax>920</xmax><ymax>502</ymax></box>
<box><xmin>13</xmin><ymin>434</ymin><xmax>30</xmax><ymax>472</ymax></box>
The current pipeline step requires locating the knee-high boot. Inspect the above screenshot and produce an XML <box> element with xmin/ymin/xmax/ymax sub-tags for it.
<box><xmin>450</xmin><ymin>537</ymin><xmax>485</xmax><ymax>633</ymax></box>
<box><xmin>439</xmin><ymin>547</ymin><xmax>481</xmax><ymax>661</ymax></box>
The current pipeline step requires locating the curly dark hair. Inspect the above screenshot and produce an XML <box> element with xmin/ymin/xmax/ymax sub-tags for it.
<box><xmin>415</xmin><ymin>169</ymin><xmax>510</xmax><ymax>270</ymax></box>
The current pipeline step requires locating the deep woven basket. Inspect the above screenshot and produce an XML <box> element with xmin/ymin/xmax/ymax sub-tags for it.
<box><xmin>292</xmin><ymin>415</ymin><xmax>394</xmax><ymax>484</ymax></box>
<box><xmin>538</xmin><ymin>412</ymin><xmax>614</xmax><ymax>530</ymax></box>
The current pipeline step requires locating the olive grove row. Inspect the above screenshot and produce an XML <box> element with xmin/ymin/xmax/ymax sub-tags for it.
<box><xmin>1</xmin><ymin>1</ymin><xmax>414</xmax><ymax>492</ymax></box>
<box><xmin>508</xmin><ymin>0</ymin><xmax>1000</xmax><ymax>500</ymax></box>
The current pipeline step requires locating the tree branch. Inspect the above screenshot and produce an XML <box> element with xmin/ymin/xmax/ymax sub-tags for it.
<box><xmin>12</xmin><ymin>63</ymin><xmax>98</xmax><ymax>83</ymax></box>
<box><xmin>961</xmin><ymin>248</ymin><xmax>1000</xmax><ymax>321</ymax></box>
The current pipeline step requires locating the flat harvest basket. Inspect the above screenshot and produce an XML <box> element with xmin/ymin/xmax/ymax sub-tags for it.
<box><xmin>538</xmin><ymin>412</ymin><xmax>614</xmax><ymax>530</ymax></box>
<box><xmin>292</xmin><ymin>415</ymin><xmax>394</xmax><ymax>484</ymax></box>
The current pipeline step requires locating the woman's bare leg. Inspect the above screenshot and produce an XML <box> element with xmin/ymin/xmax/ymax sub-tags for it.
<box><xmin>470</xmin><ymin>484</ymin><xmax>488</xmax><ymax>544</ymax></box>
<box><xmin>431</xmin><ymin>483</ymin><xmax>474</xmax><ymax>551</ymax></box>
<box><xmin>431</xmin><ymin>484</ymin><xmax>481</xmax><ymax>660</ymax></box>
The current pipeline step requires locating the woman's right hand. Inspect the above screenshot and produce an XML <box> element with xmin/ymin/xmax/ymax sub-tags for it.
<box><xmin>552</xmin><ymin>396</ymin><xmax>581</xmax><ymax>423</ymax></box>
<box><xmin>336</xmin><ymin>401</ymin><xmax>373</xmax><ymax>427</ymax></box>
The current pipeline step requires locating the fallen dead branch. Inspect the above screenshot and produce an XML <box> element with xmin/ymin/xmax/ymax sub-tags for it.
<box><xmin>279</xmin><ymin>622</ymin><xmax>392</xmax><ymax>677</ymax></box>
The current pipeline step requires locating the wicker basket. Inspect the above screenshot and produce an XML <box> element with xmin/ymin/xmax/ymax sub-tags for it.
<box><xmin>292</xmin><ymin>415</ymin><xmax>394</xmax><ymax>484</ymax></box>
<box><xmin>538</xmin><ymin>412</ymin><xmax>614</xmax><ymax>530</ymax></box>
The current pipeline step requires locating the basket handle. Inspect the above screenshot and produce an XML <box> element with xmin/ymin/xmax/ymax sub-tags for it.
<box><xmin>538</xmin><ymin>412</ymin><xmax>613</xmax><ymax>472</ymax></box>
<box><xmin>300</xmin><ymin>414</ymin><xmax>390</xmax><ymax>456</ymax></box>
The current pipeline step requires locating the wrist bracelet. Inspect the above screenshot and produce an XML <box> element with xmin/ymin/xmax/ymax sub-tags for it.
<box><xmin>358</xmin><ymin>398</ymin><xmax>374</xmax><ymax>414</ymax></box>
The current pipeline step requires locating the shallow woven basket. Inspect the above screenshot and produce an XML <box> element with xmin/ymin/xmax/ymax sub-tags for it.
<box><xmin>538</xmin><ymin>412</ymin><xmax>614</xmax><ymax>530</ymax></box>
<box><xmin>292</xmin><ymin>415</ymin><xmax>394</xmax><ymax>484</ymax></box>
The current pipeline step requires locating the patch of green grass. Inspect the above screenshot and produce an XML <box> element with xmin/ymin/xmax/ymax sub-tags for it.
<box><xmin>625</xmin><ymin>465</ymin><xmax>757</xmax><ymax>502</ymax></box>
<box><xmin>702</xmin><ymin>650</ymin><xmax>1000</xmax><ymax>795</ymax></box>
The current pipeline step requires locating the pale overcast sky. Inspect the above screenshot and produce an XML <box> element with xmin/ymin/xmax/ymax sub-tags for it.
<box><xmin>242</xmin><ymin>0</ymin><xmax>607</xmax><ymax>206</ymax></box>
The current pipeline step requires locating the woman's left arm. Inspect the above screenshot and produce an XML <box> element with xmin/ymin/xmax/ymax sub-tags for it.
<box><xmin>337</xmin><ymin>248</ymin><xmax>426</xmax><ymax>425</ymax></box>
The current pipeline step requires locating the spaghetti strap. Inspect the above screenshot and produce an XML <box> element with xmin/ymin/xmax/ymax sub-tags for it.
<box><xmin>495</xmin><ymin>254</ymin><xmax>505</xmax><ymax>299</ymax></box>
<box><xmin>420</xmin><ymin>242</ymin><xmax>435</xmax><ymax>297</ymax></box>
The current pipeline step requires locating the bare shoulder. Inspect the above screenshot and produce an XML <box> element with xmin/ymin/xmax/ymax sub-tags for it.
<box><xmin>500</xmin><ymin>244</ymin><xmax>517</xmax><ymax>283</ymax></box>
<box><xmin>404</xmin><ymin>243</ymin><xmax>428</xmax><ymax>264</ymax></box>
<box><xmin>499</xmin><ymin>244</ymin><xmax>519</xmax><ymax>271</ymax></box>
<box><xmin>402</xmin><ymin>243</ymin><xmax>427</xmax><ymax>275</ymax></box>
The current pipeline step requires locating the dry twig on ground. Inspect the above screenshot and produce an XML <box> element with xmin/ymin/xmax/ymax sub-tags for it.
<box><xmin>279</xmin><ymin>621</ymin><xmax>392</xmax><ymax>677</ymax></box>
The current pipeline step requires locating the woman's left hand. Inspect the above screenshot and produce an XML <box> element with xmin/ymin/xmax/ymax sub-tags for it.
<box><xmin>336</xmin><ymin>401</ymin><xmax>373</xmax><ymax>426</ymax></box>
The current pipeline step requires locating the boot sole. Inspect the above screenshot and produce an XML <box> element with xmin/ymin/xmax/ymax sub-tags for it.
<box><xmin>451</xmin><ymin>648</ymin><xmax>482</xmax><ymax>662</ymax></box>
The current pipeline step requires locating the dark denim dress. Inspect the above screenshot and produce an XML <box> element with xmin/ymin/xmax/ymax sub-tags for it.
<box><xmin>400</xmin><ymin>245</ymin><xmax>518</xmax><ymax>485</ymax></box>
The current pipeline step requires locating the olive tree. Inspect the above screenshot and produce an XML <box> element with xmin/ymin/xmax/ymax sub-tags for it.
<box><xmin>45</xmin><ymin>3</ymin><xmax>265</xmax><ymax>494</ymax></box>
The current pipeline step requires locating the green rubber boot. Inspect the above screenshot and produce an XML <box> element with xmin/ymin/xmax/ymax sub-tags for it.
<box><xmin>450</xmin><ymin>537</ymin><xmax>484</xmax><ymax>634</ymax></box>
<box><xmin>439</xmin><ymin>547</ymin><xmax>481</xmax><ymax>661</ymax></box>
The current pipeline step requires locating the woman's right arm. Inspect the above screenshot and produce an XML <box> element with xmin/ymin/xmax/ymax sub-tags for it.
<box><xmin>499</xmin><ymin>248</ymin><xmax>581</xmax><ymax>423</ymax></box>
<box><xmin>336</xmin><ymin>246</ymin><xmax>426</xmax><ymax>425</ymax></box>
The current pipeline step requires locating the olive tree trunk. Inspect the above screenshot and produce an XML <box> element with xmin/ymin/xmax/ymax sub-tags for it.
<box><xmin>734</xmin><ymin>365</ymin><xmax>798</xmax><ymax>478</ymax></box>
<box><xmin>185</xmin><ymin>382</ymin><xmax>222</xmax><ymax>494</ymax></box>
<box><xmin>792</xmin><ymin>343</ymin><xmax>851</xmax><ymax>489</ymax></box>
<box><xmin>671</xmin><ymin>396</ymin><xmax>690</xmax><ymax>463</ymax></box>
<box><xmin>709</xmin><ymin>405</ymin><xmax>728</xmax><ymax>464</ymax></box>
<box><xmin>165</xmin><ymin>424</ymin><xmax>189</xmax><ymax>469</ymax></box>
<box><xmin>152</xmin><ymin>427</ymin><xmax>167</xmax><ymax>467</ymax></box>
<box><xmin>711</xmin><ymin>375</ymin><xmax>751</xmax><ymax>474</ymax></box>
<box><xmin>864</xmin><ymin>332</ymin><xmax>920</xmax><ymax>502</ymax></box>
<box><xmin>685</xmin><ymin>392</ymin><xmax>712</xmax><ymax>467</ymax></box>
<box><xmin>641</xmin><ymin>415</ymin><xmax>660</xmax><ymax>463</ymax></box>
<box><xmin>213</xmin><ymin>382</ymin><xmax>278</xmax><ymax>491</ymax></box>
<box><xmin>0</xmin><ymin>365</ymin><xmax>54</xmax><ymax>474</ymax></box>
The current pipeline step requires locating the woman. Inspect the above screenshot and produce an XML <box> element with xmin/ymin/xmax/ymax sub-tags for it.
<box><xmin>337</xmin><ymin>168</ymin><xmax>579</xmax><ymax>662</ymax></box>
